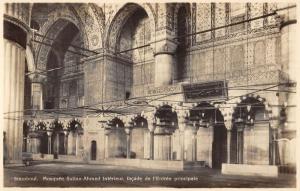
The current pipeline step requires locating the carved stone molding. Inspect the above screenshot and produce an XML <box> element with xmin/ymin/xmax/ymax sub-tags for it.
<box><xmin>151</xmin><ymin>38</ymin><xmax>178</xmax><ymax>56</ymax></box>
<box><xmin>27</xmin><ymin>72</ymin><xmax>47</xmax><ymax>83</ymax></box>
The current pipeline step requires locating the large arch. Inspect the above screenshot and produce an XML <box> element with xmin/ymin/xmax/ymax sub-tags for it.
<box><xmin>230</xmin><ymin>95</ymin><xmax>271</xmax><ymax>165</ymax></box>
<box><xmin>173</xmin><ymin>3</ymin><xmax>192</xmax><ymax>36</ymax></box>
<box><xmin>31</xmin><ymin>3</ymin><xmax>106</xmax><ymax>70</ymax></box>
<box><xmin>188</xmin><ymin>102</ymin><xmax>227</xmax><ymax>168</ymax></box>
<box><xmin>130</xmin><ymin>115</ymin><xmax>148</xmax><ymax>159</ymax></box>
<box><xmin>35</xmin><ymin>18</ymin><xmax>85</xmax><ymax>70</ymax></box>
<box><xmin>107</xmin><ymin>117</ymin><xmax>127</xmax><ymax>158</ymax></box>
<box><xmin>89</xmin><ymin>3</ymin><xmax>105</xmax><ymax>34</ymax></box>
<box><xmin>40</xmin><ymin>19</ymin><xmax>84</xmax><ymax>110</ymax></box>
<box><xmin>234</xmin><ymin>94</ymin><xmax>273</xmax><ymax>116</ymax></box>
<box><xmin>104</xmin><ymin>3</ymin><xmax>156</xmax><ymax>51</ymax></box>
<box><xmin>50</xmin><ymin>120</ymin><xmax>65</xmax><ymax>156</ymax></box>
<box><xmin>153</xmin><ymin>104</ymin><xmax>178</xmax><ymax>160</ymax></box>
<box><xmin>69</xmin><ymin>3</ymin><xmax>104</xmax><ymax>49</ymax></box>
<box><xmin>25</xmin><ymin>45</ymin><xmax>36</xmax><ymax>72</ymax></box>
<box><xmin>174</xmin><ymin>3</ymin><xmax>192</xmax><ymax>82</ymax></box>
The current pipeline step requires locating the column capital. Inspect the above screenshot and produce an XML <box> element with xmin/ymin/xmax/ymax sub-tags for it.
<box><xmin>190</xmin><ymin>126</ymin><xmax>199</xmax><ymax>135</ymax></box>
<box><xmin>44</xmin><ymin>120</ymin><xmax>54</xmax><ymax>131</ymax></box>
<box><xmin>269</xmin><ymin>119</ymin><xmax>280</xmax><ymax>129</ymax></box>
<box><xmin>268</xmin><ymin>109</ymin><xmax>281</xmax><ymax>129</ymax></box>
<box><xmin>104</xmin><ymin>128</ymin><xmax>112</xmax><ymax>135</ymax></box>
<box><xmin>176</xmin><ymin>107</ymin><xmax>189</xmax><ymax>118</ymax></box>
<box><xmin>47</xmin><ymin>131</ymin><xmax>53</xmax><ymax>137</ymax></box>
<box><xmin>124</xmin><ymin>127</ymin><xmax>132</xmax><ymax>135</ymax></box>
<box><xmin>224</xmin><ymin>119</ymin><xmax>233</xmax><ymax>131</ymax></box>
<box><xmin>104</xmin><ymin>122</ymin><xmax>112</xmax><ymax>135</ymax></box>
<box><xmin>63</xmin><ymin>131</ymin><xmax>69</xmax><ymax>136</ymax></box>
<box><xmin>151</xmin><ymin>38</ymin><xmax>178</xmax><ymax>56</ymax></box>
<box><xmin>148</xmin><ymin>122</ymin><xmax>156</xmax><ymax>132</ymax></box>
<box><xmin>26</xmin><ymin>119</ymin><xmax>36</xmax><ymax>129</ymax></box>
<box><xmin>147</xmin><ymin>112</ymin><xmax>156</xmax><ymax>132</ymax></box>
<box><xmin>27</xmin><ymin>71</ymin><xmax>47</xmax><ymax>83</ymax></box>
<box><xmin>60</xmin><ymin>120</ymin><xmax>70</xmax><ymax>130</ymax></box>
<box><xmin>222</xmin><ymin>105</ymin><xmax>234</xmax><ymax>130</ymax></box>
<box><xmin>121</xmin><ymin>116</ymin><xmax>134</xmax><ymax>127</ymax></box>
<box><xmin>143</xmin><ymin>112</ymin><xmax>156</xmax><ymax>132</ymax></box>
<box><xmin>174</xmin><ymin>106</ymin><xmax>189</xmax><ymax>132</ymax></box>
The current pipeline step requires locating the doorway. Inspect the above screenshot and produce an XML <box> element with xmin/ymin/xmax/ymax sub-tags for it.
<box><xmin>40</xmin><ymin>132</ymin><xmax>48</xmax><ymax>154</ymax></box>
<box><xmin>91</xmin><ymin>140</ymin><xmax>97</xmax><ymax>160</ymax></box>
<box><xmin>212</xmin><ymin>124</ymin><xmax>227</xmax><ymax>169</ymax></box>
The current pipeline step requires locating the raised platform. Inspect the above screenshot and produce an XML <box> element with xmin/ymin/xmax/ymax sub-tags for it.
<box><xmin>31</xmin><ymin>154</ymin><xmax>207</xmax><ymax>170</ymax></box>
<box><xmin>4</xmin><ymin>162</ymin><xmax>25</xmax><ymax>167</ymax></box>
<box><xmin>89</xmin><ymin>158</ymin><xmax>206</xmax><ymax>171</ymax></box>
<box><xmin>221</xmin><ymin>163</ymin><xmax>278</xmax><ymax>177</ymax></box>
<box><xmin>32</xmin><ymin>153</ymin><xmax>84</xmax><ymax>163</ymax></box>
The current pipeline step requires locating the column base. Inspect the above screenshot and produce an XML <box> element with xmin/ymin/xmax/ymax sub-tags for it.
<box><xmin>4</xmin><ymin>160</ymin><xmax>25</xmax><ymax>167</ymax></box>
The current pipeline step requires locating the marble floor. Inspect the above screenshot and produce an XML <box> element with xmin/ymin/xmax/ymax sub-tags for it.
<box><xmin>3</xmin><ymin>161</ymin><xmax>296</xmax><ymax>188</ymax></box>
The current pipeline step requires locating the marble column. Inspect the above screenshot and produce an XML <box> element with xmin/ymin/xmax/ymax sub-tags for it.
<box><xmin>64</xmin><ymin>131</ymin><xmax>69</xmax><ymax>155</ymax></box>
<box><xmin>191</xmin><ymin>126</ymin><xmax>198</xmax><ymax>161</ymax></box>
<box><xmin>167</xmin><ymin>134</ymin><xmax>172</xmax><ymax>160</ymax></box>
<box><xmin>47</xmin><ymin>132</ymin><xmax>52</xmax><ymax>154</ymax></box>
<box><xmin>4</xmin><ymin>3</ymin><xmax>30</xmax><ymax>165</ymax></box>
<box><xmin>124</xmin><ymin>125</ymin><xmax>132</xmax><ymax>159</ymax></box>
<box><xmin>148</xmin><ymin>122</ymin><xmax>156</xmax><ymax>160</ymax></box>
<box><xmin>26</xmin><ymin>135</ymin><xmax>30</xmax><ymax>152</ymax></box>
<box><xmin>75</xmin><ymin>132</ymin><xmax>79</xmax><ymax>156</ymax></box>
<box><xmin>227</xmin><ymin>129</ymin><xmax>232</xmax><ymax>163</ymax></box>
<box><xmin>270</xmin><ymin>120</ymin><xmax>279</xmax><ymax>165</ymax></box>
<box><xmin>278</xmin><ymin>6</ymin><xmax>297</xmax><ymax>166</ymax></box>
<box><xmin>3</xmin><ymin>39</ymin><xmax>26</xmax><ymax>164</ymax></box>
<box><xmin>76</xmin><ymin>133</ymin><xmax>84</xmax><ymax>156</ymax></box>
<box><xmin>68</xmin><ymin>132</ymin><xmax>75</xmax><ymax>155</ymax></box>
<box><xmin>104</xmin><ymin>128</ymin><xmax>111</xmax><ymax>159</ymax></box>
<box><xmin>271</xmin><ymin>129</ymin><xmax>277</xmax><ymax>165</ymax></box>
<box><xmin>151</xmin><ymin>38</ymin><xmax>177</xmax><ymax>87</ymax></box>
<box><xmin>225</xmin><ymin>120</ymin><xmax>232</xmax><ymax>163</ymax></box>
<box><xmin>56</xmin><ymin>133</ymin><xmax>60</xmax><ymax>155</ymax></box>
<box><xmin>178</xmin><ymin>116</ymin><xmax>187</xmax><ymax>160</ymax></box>
<box><xmin>28</xmin><ymin>73</ymin><xmax>46</xmax><ymax>110</ymax></box>
<box><xmin>236</xmin><ymin>125</ymin><xmax>244</xmax><ymax>164</ymax></box>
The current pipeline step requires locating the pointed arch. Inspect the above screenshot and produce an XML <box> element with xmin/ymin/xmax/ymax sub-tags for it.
<box><xmin>25</xmin><ymin>45</ymin><xmax>35</xmax><ymax>72</ymax></box>
<box><xmin>104</xmin><ymin>3</ymin><xmax>156</xmax><ymax>51</ymax></box>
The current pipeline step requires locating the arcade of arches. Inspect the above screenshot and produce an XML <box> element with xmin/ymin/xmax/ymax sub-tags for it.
<box><xmin>3</xmin><ymin>3</ymin><xmax>297</xmax><ymax>174</ymax></box>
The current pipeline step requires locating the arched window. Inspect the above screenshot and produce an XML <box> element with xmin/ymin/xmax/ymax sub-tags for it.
<box><xmin>176</xmin><ymin>5</ymin><xmax>190</xmax><ymax>82</ymax></box>
<box><xmin>117</xmin><ymin>7</ymin><xmax>154</xmax><ymax>98</ymax></box>
<box><xmin>42</xmin><ymin>20</ymin><xmax>84</xmax><ymax>110</ymax></box>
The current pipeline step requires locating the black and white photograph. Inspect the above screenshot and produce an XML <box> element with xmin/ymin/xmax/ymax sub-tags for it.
<box><xmin>1</xmin><ymin>0</ymin><xmax>298</xmax><ymax>189</ymax></box>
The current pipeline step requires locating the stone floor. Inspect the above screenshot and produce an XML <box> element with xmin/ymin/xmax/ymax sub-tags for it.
<box><xmin>3</xmin><ymin>161</ymin><xmax>296</xmax><ymax>188</ymax></box>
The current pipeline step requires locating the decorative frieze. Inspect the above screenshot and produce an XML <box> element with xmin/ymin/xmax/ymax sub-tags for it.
<box><xmin>156</xmin><ymin>3</ymin><xmax>173</xmax><ymax>31</ymax></box>
<box><xmin>250</xmin><ymin>3</ymin><xmax>264</xmax><ymax>30</ymax></box>
<box><xmin>214</xmin><ymin>3</ymin><xmax>226</xmax><ymax>38</ymax></box>
<box><xmin>254</xmin><ymin>41</ymin><xmax>266</xmax><ymax>66</ymax></box>
<box><xmin>266</xmin><ymin>37</ymin><xmax>277</xmax><ymax>65</ymax></box>
<box><xmin>267</xmin><ymin>3</ymin><xmax>277</xmax><ymax>25</ymax></box>
<box><xmin>195</xmin><ymin>3</ymin><xmax>212</xmax><ymax>42</ymax></box>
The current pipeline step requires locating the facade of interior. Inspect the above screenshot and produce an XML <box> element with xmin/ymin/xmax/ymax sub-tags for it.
<box><xmin>3</xmin><ymin>2</ymin><xmax>297</xmax><ymax>173</ymax></box>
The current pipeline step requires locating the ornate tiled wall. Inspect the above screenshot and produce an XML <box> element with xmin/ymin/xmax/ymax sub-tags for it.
<box><xmin>104</xmin><ymin>58</ymin><xmax>132</xmax><ymax>101</ymax></box>
<box><xmin>84</xmin><ymin>59</ymin><xmax>103</xmax><ymax>106</ymax></box>
<box><xmin>31</xmin><ymin>3</ymin><xmax>284</xmax><ymax>106</ymax></box>
<box><xmin>194</xmin><ymin>3</ymin><xmax>212</xmax><ymax>42</ymax></box>
<box><xmin>60</xmin><ymin>33</ymin><xmax>85</xmax><ymax>108</ymax></box>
